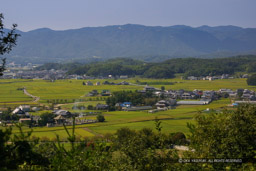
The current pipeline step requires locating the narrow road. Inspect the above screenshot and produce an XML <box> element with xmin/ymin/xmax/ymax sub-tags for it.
<box><xmin>23</xmin><ymin>87</ymin><xmax>40</xmax><ymax>102</ymax></box>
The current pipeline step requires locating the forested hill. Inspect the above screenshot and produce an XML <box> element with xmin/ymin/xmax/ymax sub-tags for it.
<box><xmin>7</xmin><ymin>24</ymin><xmax>256</xmax><ymax>64</ymax></box>
<box><xmin>36</xmin><ymin>55</ymin><xmax>256</xmax><ymax>78</ymax></box>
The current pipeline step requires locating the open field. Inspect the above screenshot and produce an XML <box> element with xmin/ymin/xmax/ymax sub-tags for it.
<box><xmin>25</xmin><ymin>79</ymin><xmax>142</xmax><ymax>103</ymax></box>
<box><xmin>0</xmin><ymin>78</ymin><xmax>254</xmax><ymax>139</ymax></box>
<box><xmin>0</xmin><ymin>84</ymin><xmax>32</xmax><ymax>103</ymax></box>
<box><xmin>131</xmin><ymin>78</ymin><xmax>256</xmax><ymax>91</ymax></box>
<box><xmin>8</xmin><ymin>124</ymin><xmax>95</xmax><ymax>140</ymax></box>
<box><xmin>1</xmin><ymin>78</ymin><xmax>256</xmax><ymax>103</ymax></box>
<box><xmin>86</xmin><ymin>98</ymin><xmax>230</xmax><ymax>135</ymax></box>
<box><xmin>0</xmin><ymin>79</ymin><xmax>143</xmax><ymax>103</ymax></box>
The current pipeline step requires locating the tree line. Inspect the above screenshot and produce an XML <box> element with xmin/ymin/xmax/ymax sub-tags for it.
<box><xmin>106</xmin><ymin>90</ymin><xmax>159</xmax><ymax>110</ymax></box>
<box><xmin>36</xmin><ymin>55</ymin><xmax>256</xmax><ymax>78</ymax></box>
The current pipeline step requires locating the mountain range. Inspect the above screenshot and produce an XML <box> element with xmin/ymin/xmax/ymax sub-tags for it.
<box><xmin>6</xmin><ymin>24</ymin><xmax>256</xmax><ymax>64</ymax></box>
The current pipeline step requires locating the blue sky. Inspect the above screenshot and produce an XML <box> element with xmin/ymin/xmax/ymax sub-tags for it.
<box><xmin>0</xmin><ymin>0</ymin><xmax>255</xmax><ymax>31</ymax></box>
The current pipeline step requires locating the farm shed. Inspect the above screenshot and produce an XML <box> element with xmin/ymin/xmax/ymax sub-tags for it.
<box><xmin>19</xmin><ymin>105</ymin><xmax>31</xmax><ymax>112</ymax></box>
<box><xmin>53</xmin><ymin>110</ymin><xmax>72</xmax><ymax>116</ymax></box>
<box><xmin>19</xmin><ymin>118</ymin><xmax>32</xmax><ymax>123</ymax></box>
<box><xmin>54</xmin><ymin>115</ymin><xmax>66</xmax><ymax>124</ymax></box>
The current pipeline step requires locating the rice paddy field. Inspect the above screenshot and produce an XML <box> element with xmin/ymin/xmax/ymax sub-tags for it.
<box><xmin>0</xmin><ymin>78</ymin><xmax>255</xmax><ymax>139</ymax></box>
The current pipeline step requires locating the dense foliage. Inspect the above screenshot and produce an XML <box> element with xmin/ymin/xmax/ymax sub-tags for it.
<box><xmin>0</xmin><ymin>108</ymin><xmax>19</xmax><ymax>121</ymax></box>
<box><xmin>0</xmin><ymin>13</ymin><xmax>19</xmax><ymax>76</ymax></box>
<box><xmin>247</xmin><ymin>74</ymin><xmax>256</xmax><ymax>86</ymax></box>
<box><xmin>96</xmin><ymin>114</ymin><xmax>105</xmax><ymax>122</ymax></box>
<box><xmin>106</xmin><ymin>90</ymin><xmax>158</xmax><ymax>110</ymax></box>
<box><xmin>0</xmin><ymin>124</ymin><xmax>49</xmax><ymax>170</ymax></box>
<box><xmin>38</xmin><ymin>112</ymin><xmax>55</xmax><ymax>126</ymax></box>
<box><xmin>184</xmin><ymin>104</ymin><xmax>256</xmax><ymax>170</ymax></box>
<box><xmin>106</xmin><ymin>91</ymin><xmax>143</xmax><ymax>106</ymax></box>
<box><xmin>0</xmin><ymin>120</ymin><xmax>180</xmax><ymax>170</ymax></box>
<box><xmin>36</xmin><ymin>55</ymin><xmax>256</xmax><ymax>78</ymax></box>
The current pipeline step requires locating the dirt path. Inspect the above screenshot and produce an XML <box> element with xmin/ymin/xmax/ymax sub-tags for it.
<box><xmin>23</xmin><ymin>88</ymin><xmax>40</xmax><ymax>102</ymax></box>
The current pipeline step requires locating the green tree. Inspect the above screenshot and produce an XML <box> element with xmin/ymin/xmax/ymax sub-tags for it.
<box><xmin>161</xmin><ymin>86</ymin><xmax>165</xmax><ymax>91</ymax></box>
<box><xmin>0</xmin><ymin>124</ymin><xmax>48</xmax><ymax>170</ymax></box>
<box><xmin>169</xmin><ymin>132</ymin><xmax>187</xmax><ymax>145</ymax></box>
<box><xmin>97</xmin><ymin>114</ymin><xmax>105</xmax><ymax>122</ymax></box>
<box><xmin>247</xmin><ymin>74</ymin><xmax>256</xmax><ymax>86</ymax></box>
<box><xmin>112</xmin><ymin>127</ymin><xmax>178</xmax><ymax>170</ymax></box>
<box><xmin>38</xmin><ymin>112</ymin><xmax>55</xmax><ymax>126</ymax></box>
<box><xmin>143</xmin><ymin>65</ymin><xmax>175</xmax><ymax>78</ymax></box>
<box><xmin>154</xmin><ymin>117</ymin><xmax>162</xmax><ymax>133</ymax></box>
<box><xmin>0</xmin><ymin>108</ymin><xmax>19</xmax><ymax>121</ymax></box>
<box><xmin>87</xmin><ymin>105</ymin><xmax>94</xmax><ymax>110</ymax></box>
<box><xmin>186</xmin><ymin>104</ymin><xmax>256</xmax><ymax>170</ymax></box>
<box><xmin>106</xmin><ymin>90</ymin><xmax>144</xmax><ymax>109</ymax></box>
<box><xmin>0</xmin><ymin>13</ymin><xmax>19</xmax><ymax>76</ymax></box>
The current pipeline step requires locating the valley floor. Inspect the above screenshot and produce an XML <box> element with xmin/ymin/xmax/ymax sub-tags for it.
<box><xmin>0</xmin><ymin>78</ymin><xmax>255</xmax><ymax>139</ymax></box>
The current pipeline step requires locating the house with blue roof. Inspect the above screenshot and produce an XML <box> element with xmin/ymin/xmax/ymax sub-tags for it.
<box><xmin>120</xmin><ymin>102</ymin><xmax>132</xmax><ymax>108</ymax></box>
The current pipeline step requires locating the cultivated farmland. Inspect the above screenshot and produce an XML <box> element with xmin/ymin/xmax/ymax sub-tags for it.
<box><xmin>0</xmin><ymin>78</ymin><xmax>255</xmax><ymax>139</ymax></box>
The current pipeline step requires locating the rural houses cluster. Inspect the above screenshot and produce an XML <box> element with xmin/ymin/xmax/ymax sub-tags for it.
<box><xmin>1</xmin><ymin>69</ymin><xmax>66</xmax><ymax>80</ymax></box>
<box><xmin>100</xmin><ymin>86</ymin><xmax>256</xmax><ymax>112</ymax></box>
<box><xmin>111</xmin><ymin>86</ymin><xmax>216</xmax><ymax>112</ymax></box>
<box><xmin>185</xmin><ymin>74</ymin><xmax>249</xmax><ymax>80</ymax></box>
<box><xmin>0</xmin><ymin>105</ymin><xmax>97</xmax><ymax>127</ymax></box>
<box><xmin>86</xmin><ymin>90</ymin><xmax>111</xmax><ymax>97</ymax></box>
<box><xmin>83</xmin><ymin>80</ymin><xmax>129</xmax><ymax>86</ymax></box>
<box><xmin>1</xmin><ymin>66</ymin><xmax>130</xmax><ymax>80</ymax></box>
<box><xmin>149</xmin><ymin>87</ymin><xmax>255</xmax><ymax>105</ymax></box>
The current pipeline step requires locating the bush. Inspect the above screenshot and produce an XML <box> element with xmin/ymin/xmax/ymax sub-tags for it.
<box><xmin>87</xmin><ymin>105</ymin><xmax>94</xmax><ymax>110</ymax></box>
<box><xmin>38</xmin><ymin>112</ymin><xmax>55</xmax><ymax>126</ymax></box>
<box><xmin>169</xmin><ymin>132</ymin><xmax>187</xmax><ymax>145</ymax></box>
<box><xmin>186</xmin><ymin>104</ymin><xmax>256</xmax><ymax>170</ymax></box>
<box><xmin>97</xmin><ymin>114</ymin><xmax>105</xmax><ymax>122</ymax></box>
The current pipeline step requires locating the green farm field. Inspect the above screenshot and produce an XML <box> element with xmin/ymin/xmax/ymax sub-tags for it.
<box><xmin>131</xmin><ymin>78</ymin><xmax>256</xmax><ymax>91</ymax></box>
<box><xmin>86</xmin><ymin>98</ymin><xmax>231</xmax><ymax>135</ymax></box>
<box><xmin>0</xmin><ymin>79</ymin><xmax>143</xmax><ymax>103</ymax></box>
<box><xmin>1</xmin><ymin>98</ymin><xmax>231</xmax><ymax>139</ymax></box>
<box><xmin>0</xmin><ymin>78</ymin><xmax>255</xmax><ymax>139</ymax></box>
<box><xmin>1</xmin><ymin>78</ymin><xmax>256</xmax><ymax>103</ymax></box>
<box><xmin>10</xmin><ymin>125</ymin><xmax>94</xmax><ymax>140</ymax></box>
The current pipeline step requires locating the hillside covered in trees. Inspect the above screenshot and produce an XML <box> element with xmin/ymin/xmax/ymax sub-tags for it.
<box><xmin>36</xmin><ymin>55</ymin><xmax>256</xmax><ymax>78</ymax></box>
<box><xmin>7</xmin><ymin>24</ymin><xmax>256</xmax><ymax>64</ymax></box>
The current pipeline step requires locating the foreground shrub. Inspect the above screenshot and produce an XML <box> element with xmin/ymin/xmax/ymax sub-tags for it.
<box><xmin>184</xmin><ymin>104</ymin><xmax>256</xmax><ymax>170</ymax></box>
<box><xmin>0</xmin><ymin>124</ymin><xmax>49</xmax><ymax>170</ymax></box>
